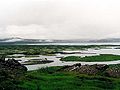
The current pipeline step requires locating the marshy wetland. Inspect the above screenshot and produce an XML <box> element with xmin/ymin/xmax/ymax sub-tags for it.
<box><xmin>1</xmin><ymin>45</ymin><xmax>120</xmax><ymax>90</ymax></box>
<box><xmin>3</xmin><ymin>45</ymin><xmax>120</xmax><ymax>70</ymax></box>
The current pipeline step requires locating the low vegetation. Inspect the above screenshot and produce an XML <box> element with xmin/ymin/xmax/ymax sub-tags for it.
<box><xmin>17</xmin><ymin>66</ymin><xmax>120</xmax><ymax>90</ymax></box>
<box><xmin>0</xmin><ymin>45</ymin><xmax>115</xmax><ymax>55</ymax></box>
<box><xmin>23</xmin><ymin>59</ymin><xmax>53</xmax><ymax>65</ymax></box>
<box><xmin>0</xmin><ymin>45</ymin><xmax>120</xmax><ymax>90</ymax></box>
<box><xmin>0</xmin><ymin>59</ymin><xmax>120</xmax><ymax>90</ymax></box>
<box><xmin>61</xmin><ymin>54</ymin><xmax>120</xmax><ymax>62</ymax></box>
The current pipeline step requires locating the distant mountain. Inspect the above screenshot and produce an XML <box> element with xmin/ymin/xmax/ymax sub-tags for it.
<box><xmin>0</xmin><ymin>37</ymin><xmax>54</xmax><ymax>44</ymax></box>
<box><xmin>49</xmin><ymin>38</ymin><xmax>120</xmax><ymax>43</ymax></box>
<box><xmin>88</xmin><ymin>38</ymin><xmax>120</xmax><ymax>43</ymax></box>
<box><xmin>0</xmin><ymin>37</ymin><xmax>120</xmax><ymax>44</ymax></box>
<box><xmin>0</xmin><ymin>37</ymin><xmax>23</xmax><ymax>42</ymax></box>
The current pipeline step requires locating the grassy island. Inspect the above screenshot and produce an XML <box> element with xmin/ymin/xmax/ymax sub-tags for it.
<box><xmin>61</xmin><ymin>54</ymin><xmax>120</xmax><ymax>62</ymax></box>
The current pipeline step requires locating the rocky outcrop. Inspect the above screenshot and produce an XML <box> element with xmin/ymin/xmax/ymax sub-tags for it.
<box><xmin>0</xmin><ymin>56</ymin><xmax>27</xmax><ymax>77</ymax></box>
<box><xmin>61</xmin><ymin>63</ymin><xmax>120</xmax><ymax>77</ymax></box>
<box><xmin>105</xmin><ymin>68</ymin><xmax>120</xmax><ymax>77</ymax></box>
<box><xmin>6</xmin><ymin>59</ymin><xmax>27</xmax><ymax>71</ymax></box>
<box><xmin>59</xmin><ymin>63</ymin><xmax>81</xmax><ymax>72</ymax></box>
<box><xmin>62</xmin><ymin>64</ymin><xmax>108</xmax><ymax>75</ymax></box>
<box><xmin>0</xmin><ymin>56</ymin><xmax>27</xmax><ymax>90</ymax></box>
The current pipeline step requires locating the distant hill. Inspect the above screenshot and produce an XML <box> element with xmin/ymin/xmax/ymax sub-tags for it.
<box><xmin>0</xmin><ymin>37</ymin><xmax>120</xmax><ymax>44</ymax></box>
<box><xmin>88</xmin><ymin>38</ymin><xmax>120</xmax><ymax>43</ymax></box>
<box><xmin>0</xmin><ymin>37</ymin><xmax>54</xmax><ymax>44</ymax></box>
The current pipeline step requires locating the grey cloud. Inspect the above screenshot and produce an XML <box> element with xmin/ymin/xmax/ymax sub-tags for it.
<box><xmin>0</xmin><ymin>0</ymin><xmax>120</xmax><ymax>39</ymax></box>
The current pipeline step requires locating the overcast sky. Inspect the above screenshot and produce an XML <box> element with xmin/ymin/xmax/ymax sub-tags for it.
<box><xmin>0</xmin><ymin>0</ymin><xmax>120</xmax><ymax>39</ymax></box>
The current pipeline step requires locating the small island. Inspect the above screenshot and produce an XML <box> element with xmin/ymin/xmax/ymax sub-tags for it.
<box><xmin>61</xmin><ymin>54</ymin><xmax>120</xmax><ymax>62</ymax></box>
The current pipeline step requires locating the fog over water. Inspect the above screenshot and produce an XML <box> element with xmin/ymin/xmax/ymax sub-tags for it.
<box><xmin>0</xmin><ymin>0</ymin><xmax>120</xmax><ymax>39</ymax></box>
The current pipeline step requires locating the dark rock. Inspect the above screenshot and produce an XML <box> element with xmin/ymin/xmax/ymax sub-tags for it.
<box><xmin>105</xmin><ymin>68</ymin><xmax>120</xmax><ymax>77</ymax></box>
<box><xmin>0</xmin><ymin>56</ymin><xmax>27</xmax><ymax>78</ymax></box>
<box><xmin>96</xmin><ymin>64</ymin><xmax>109</xmax><ymax>70</ymax></box>
<box><xmin>57</xmin><ymin>65</ymin><xmax>71</xmax><ymax>71</ymax></box>
<box><xmin>62</xmin><ymin>63</ymin><xmax>109</xmax><ymax>75</ymax></box>
<box><xmin>76</xmin><ymin>65</ymin><xmax>98</xmax><ymax>75</ymax></box>
<box><xmin>0</xmin><ymin>55</ymin><xmax>5</xmax><ymax>63</ymax></box>
<box><xmin>6</xmin><ymin>58</ymin><xmax>27</xmax><ymax>71</ymax></box>
<box><xmin>74</xmin><ymin>63</ymin><xmax>81</xmax><ymax>67</ymax></box>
